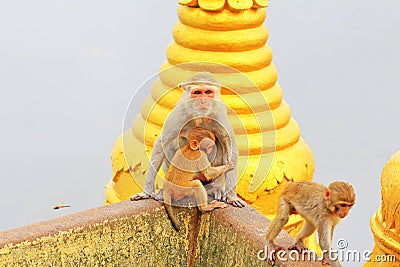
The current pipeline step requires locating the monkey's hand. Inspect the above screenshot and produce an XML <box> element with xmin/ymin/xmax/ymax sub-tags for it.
<box><xmin>204</xmin><ymin>200</ymin><xmax>228</xmax><ymax>211</ymax></box>
<box><xmin>225</xmin><ymin>196</ymin><xmax>246</xmax><ymax>208</ymax></box>
<box><xmin>130</xmin><ymin>192</ymin><xmax>151</xmax><ymax>201</ymax></box>
<box><xmin>225</xmin><ymin>161</ymin><xmax>234</xmax><ymax>171</ymax></box>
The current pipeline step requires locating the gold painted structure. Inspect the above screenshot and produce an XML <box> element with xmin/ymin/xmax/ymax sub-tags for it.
<box><xmin>105</xmin><ymin>0</ymin><xmax>317</xmax><ymax>249</ymax></box>
<box><xmin>364</xmin><ymin>151</ymin><xmax>400</xmax><ymax>266</ymax></box>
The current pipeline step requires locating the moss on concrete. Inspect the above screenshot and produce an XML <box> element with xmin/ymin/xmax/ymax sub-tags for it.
<box><xmin>0</xmin><ymin>200</ymin><xmax>322</xmax><ymax>267</ymax></box>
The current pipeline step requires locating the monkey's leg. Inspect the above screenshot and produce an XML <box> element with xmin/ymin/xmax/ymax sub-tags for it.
<box><xmin>130</xmin><ymin>137</ymin><xmax>165</xmax><ymax>201</ymax></box>
<box><xmin>265</xmin><ymin>199</ymin><xmax>290</xmax><ymax>265</ymax></box>
<box><xmin>205</xmin><ymin>175</ymin><xmax>225</xmax><ymax>201</ymax></box>
<box><xmin>190</xmin><ymin>181</ymin><xmax>214</xmax><ymax>212</ymax></box>
<box><xmin>163</xmin><ymin>187</ymin><xmax>180</xmax><ymax>231</ymax></box>
<box><xmin>152</xmin><ymin>188</ymin><xmax>164</xmax><ymax>201</ymax></box>
<box><xmin>288</xmin><ymin>221</ymin><xmax>316</xmax><ymax>253</ymax></box>
<box><xmin>266</xmin><ymin>199</ymin><xmax>290</xmax><ymax>247</ymax></box>
<box><xmin>317</xmin><ymin>224</ymin><xmax>342</xmax><ymax>267</ymax></box>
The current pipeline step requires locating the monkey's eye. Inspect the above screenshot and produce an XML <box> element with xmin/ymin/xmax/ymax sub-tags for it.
<box><xmin>193</xmin><ymin>90</ymin><xmax>201</xmax><ymax>95</ymax></box>
<box><xmin>339</xmin><ymin>203</ymin><xmax>353</xmax><ymax>208</ymax></box>
<box><xmin>205</xmin><ymin>89</ymin><xmax>213</xmax><ymax>94</ymax></box>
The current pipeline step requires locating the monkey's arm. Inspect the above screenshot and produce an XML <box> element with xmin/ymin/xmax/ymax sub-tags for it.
<box><xmin>198</xmin><ymin>152</ymin><xmax>228</xmax><ymax>181</ymax></box>
<box><xmin>224</xmin><ymin>147</ymin><xmax>246</xmax><ymax>207</ymax></box>
<box><xmin>200</xmin><ymin>165</ymin><xmax>228</xmax><ymax>182</ymax></box>
<box><xmin>210</xmin><ymin>116</ymin><xmax>245</xmax><ymax>207</ymax></box>
<box><xmin>131</xmin><ymin>137</ymin><xmax>165</xmax><ymax>200</ymax></box>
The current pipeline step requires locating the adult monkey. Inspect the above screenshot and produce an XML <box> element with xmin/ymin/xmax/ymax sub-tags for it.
<box><xmin>131</xmin><ymin>72</ymin><xmax>245</xmax><ymax>207</ymax></box>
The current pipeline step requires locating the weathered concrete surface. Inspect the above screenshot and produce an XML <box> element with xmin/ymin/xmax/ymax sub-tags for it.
<box><xmin>0</xmin><ymin>200</ymin><xmax>323</xmax><ymax>267</ymax></box>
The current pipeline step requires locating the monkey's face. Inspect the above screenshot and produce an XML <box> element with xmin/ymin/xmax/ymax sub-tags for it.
<box><xmin>328</xmin><ymin>181</ymin><xmax>356</xmax><ymax>219</ymax></box>
<box><xmin>199</xmin><ymin>138</ymin><xmax>215</xmax><ymax>155</ymax></box>
<box><xmin>190</xmin><ymin>86</ymin><xmax>216</xmax><ymax>112</ymax></box>
<box><xmin>335</xmin><ymin>202</ymin><xmax>354</xmax><ymax>218</ymax></box>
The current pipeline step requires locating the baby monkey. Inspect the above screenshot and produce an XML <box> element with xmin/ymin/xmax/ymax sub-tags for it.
<box><xmin>265</xmin><ymin>181</ymin><xmax>355</xmax><ymax>267</ymax></box>
<box><xmin>163</xmin><ymin>127</ymin><xmax>234</xmax><ymax>231</ymax></box>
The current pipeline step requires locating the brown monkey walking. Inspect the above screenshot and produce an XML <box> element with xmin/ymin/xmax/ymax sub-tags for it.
<box><xmin>131</xmin><ymin>72</ymin><xmax>245</xmax><ymax>207</ymax></box>
<box><xmin>163</xmin><ymin>127</ymin><xmax>234</xmax><ymax>231</ymax></box>
<box><xmin>265</xmin><ymin>181</ymin><xmax>355</xmax><ymax>267</ymax></box>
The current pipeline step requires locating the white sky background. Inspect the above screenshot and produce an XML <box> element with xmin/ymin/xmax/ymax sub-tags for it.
<box><xmin>1</xmin><ymin>1</ymin><xmax>399</xmax><ymax>266</ymax></box>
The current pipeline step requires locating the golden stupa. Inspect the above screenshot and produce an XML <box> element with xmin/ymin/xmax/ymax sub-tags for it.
<box><xmin>364</xmin><ymin>151</ymin><xmax>400</xmax><ymax>266</ymax></box>
<box><xmin>105</xmin><ymin>0</ymin><xmax>316</xmax><ymax>248</ymax></box>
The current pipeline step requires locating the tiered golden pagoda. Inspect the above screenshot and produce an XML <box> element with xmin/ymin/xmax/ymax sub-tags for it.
<box><xmin>105</xmin><ymin>0</ymin><xmax>315</xmax><ymax>248</ymax></box>
<box><xmin>364</xmin><ymin>151</ymin><xmax>400</xmax><ymax>266</ymax></box>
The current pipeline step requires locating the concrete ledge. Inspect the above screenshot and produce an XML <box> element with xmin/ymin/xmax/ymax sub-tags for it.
<box><xmin>0</xmin><ymin>200</ymin><xmax>323</xmax><ymax>266</ymax></box>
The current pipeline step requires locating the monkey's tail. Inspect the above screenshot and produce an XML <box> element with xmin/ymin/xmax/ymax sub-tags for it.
<box><xmin>163</xmin><ymin>192</ymin><xmax>180</xmax><ymax>231</ymax></box>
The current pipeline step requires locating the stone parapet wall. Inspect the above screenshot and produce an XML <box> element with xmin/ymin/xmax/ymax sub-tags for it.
<box><xmin>0</xmin><ymin>200</ymin><xmax>321</xmax><ymax>266</ymax></box>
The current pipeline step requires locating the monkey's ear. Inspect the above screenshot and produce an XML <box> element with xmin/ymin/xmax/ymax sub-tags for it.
<box><xmin>189</xmin><ymin>140</ymin><xmax>199</xmax><ymax>150</ymax></box>
<box><xmin>324</xmin><ymin>189</ymin><xmax>331</xmax><ymax>201</ymax></box>
<box><xmin>178</xmin><ymin>83</ymin><xmax>189</xmax><ymax>91</ymax></box>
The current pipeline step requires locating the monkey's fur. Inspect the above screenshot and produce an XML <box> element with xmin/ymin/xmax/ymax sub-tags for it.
<box><xmin>265</xmin><ymin>181</ymin><xmax>355</xmax><ymax>267</ymax></box>
<box><xmin>131</xmin><ymin>72</ymin><xmax>245</xmax><ymax>207</ymax></box>
<box><xmin>163</xmin><ymin>128</ymin><xmax>232</xmax><ymax>231</ymax></box>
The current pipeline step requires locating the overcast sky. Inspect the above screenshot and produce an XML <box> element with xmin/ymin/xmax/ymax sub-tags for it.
<box><xmin>1</xmin><ymin>1</ymin><xmax>399</xmax><ymax>266</ymax></box>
